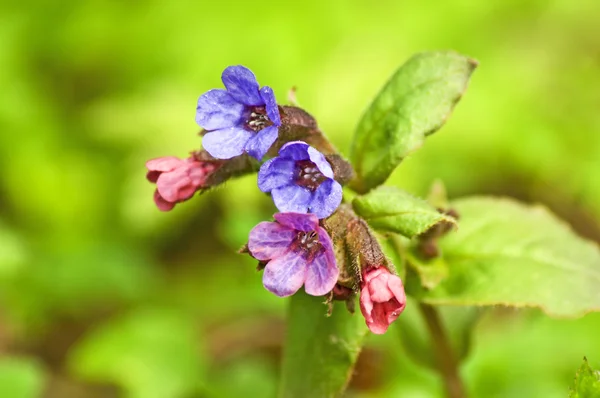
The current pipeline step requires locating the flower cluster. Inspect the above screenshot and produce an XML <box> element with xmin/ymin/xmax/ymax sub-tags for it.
<box><xmin>144</xmin><ymin>65</ymin><xmax>406</xmax><ymax>334</ymax></box>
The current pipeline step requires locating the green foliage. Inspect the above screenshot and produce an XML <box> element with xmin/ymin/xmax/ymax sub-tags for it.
<box><xmin>570</xmin><ymin>358</ymin><xmax>600</xmax><ymax>398</ymax></box>
<box><xmin>0</xmin><ymin>223</ymin><xmax>27</xmax><ymax>279</ymax></box>
<box><xmin>414</xmin><ymin>197</ymin><xmax>600</xmax><ymax>317</ymax></box>
<box><xmin>352</xmin><ymin>186</ymin><xmax>457</xmax><ymax>238</ymax></box>
<box><xmin>0</xmin><ymin>1</ymin><xmax>599</xmax><ymax>397</ymax></box>
<box><xmin>349</xmin><ymin>51</ymin><xmax>476</xmax><ymax>193</ymax></box>
<box><xmin>208</xmin><ymin>357</ymin><xmax>278</xmax><ymax>398</ymax></box>
<box><xmin>68</xmin><ymin>309</ymin><xmax>205</xmax><ymax>398</ymax></box>
<box><xmin>397</xmin><ymin>299</ymin><xmax>480</xmax><ymax>370</ymax></box>
<box><xmin>405</xmin><ymin>251</ymin><xmax>450</xmax><ymax>290</ymax></box>
<box><xmin>279</xmin><ymin>292</ymin><xmax>368</xmax><ymax>398</ymax></box>
<box><xmin>0</xmin><ymin>358</ymin><xmax>46</xmax><ymax>398</ymax></box>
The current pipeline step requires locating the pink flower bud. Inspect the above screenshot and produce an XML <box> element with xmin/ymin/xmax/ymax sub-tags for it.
<box><xmin>359</xmin><ymin>267</ymin><xmax>406</xmax><ymax>334</ymax></box>
<box><xmin>145</xmin><ymin>156</ymin><xmax>218</xmax><ymax>211</ymax></box>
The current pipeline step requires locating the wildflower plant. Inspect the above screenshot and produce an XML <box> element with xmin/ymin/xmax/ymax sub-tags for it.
<box><xmin>146</xmin><ymin>52</ymin><xmax>600</xmax><ymax>397</ymax></box>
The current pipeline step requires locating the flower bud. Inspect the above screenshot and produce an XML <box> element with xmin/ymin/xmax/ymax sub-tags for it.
<box><xmin>145</xmin><ymin>156</ymin><xmax>219</xmax><ymax>211</ymax></box>
<box><xmin>359</xmin><ymin>267</ymin><xmax>406</xmax><ymax>334</ymax></box>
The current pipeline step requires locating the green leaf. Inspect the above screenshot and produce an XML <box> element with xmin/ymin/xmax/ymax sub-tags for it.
<box><xmin>0</xmin><ymin>357</ymin><xmax>46</xmax><ymax>398</ymax></box>
<box><xmin>68</xmin><ymin>308</ymin><xmax>205</xmax><ymax>398</ymax></box>
<box><xmin>352</xmin><ymin>186</ymin><xmax>457</xmax><ymax>238</ymax></box>
<box><xmin>569</xmin><ymin>357</ymin><xmax>600</xmax><ymax>398</ymax></box>
<box><xmin>279</xmin><ymin>292</ymin><xmax>369</xmax><ymax>398</ymax></box>
<box><xmin>396</xmin><ymin>298</ymin><xmax>480</xmax><ymax>370</ymax></box>
<box><xmin>349</xmin><ymin>51</ymin><xmax>477</xmax><ymax>193</ymax></box>
<box><xmin>416</xmin><ymin>197</ymin><xmax>600</xmax><ymax>317</ymax></box>
<box><xmin>406</xmin><ymin>250</ymin><xmax>449</xmax><ymax>290</ymax></box>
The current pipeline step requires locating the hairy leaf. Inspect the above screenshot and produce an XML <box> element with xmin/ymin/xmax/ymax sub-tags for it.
<box><xmin>352</xmin><ymin>186</ymin><xmax>457</xmax><ymax>238</ymax></box>
<box><xmin>350</xmin><ymin>51</ymin><xmax>477</xmax><ymax>193</ymax></box>
<box><xmin>569</xmin><ymin>357</ymin><xmax>600</xmax><ymax>397</ymax></box>
<box><xmin>416</xmin><ymin>197</ymin><xmax>600</xmax><ymax>317</ymax></box>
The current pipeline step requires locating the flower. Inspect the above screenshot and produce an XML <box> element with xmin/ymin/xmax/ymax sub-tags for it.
<box><xmin>195</xmin><ymin>65</ymin><xmax>281</xmax><ymax>160</ymax></box>
<box><xmin>145</xmin><ymin>156</ymin><xmax>218</xmax><ymax>211</ymax></box>
<box><xmin>257</xmin><ymin>141</ymin><xmax>343</xmax><ymax>219</ymax></box>
<box><xmin>359</xmin><ymin>267</ymin><xmax>406</xmax><ymax>334</ymax></box>
<box><xmin>247</xmin><ymin>212</ymin><xmax>339</xmax><ymax>297</ymax></box>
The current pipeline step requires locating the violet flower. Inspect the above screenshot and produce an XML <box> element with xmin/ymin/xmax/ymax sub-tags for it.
<box><xmin>248</xmin><ymin>212</ymin><xmax>339</xmax><ymax>297</ymax></box>
<box><xmin>359</xmin><ymin>267</ymin><xmax>406</xmax><ymax>334</ymax></box>
<box><xmin>195</xmin><ymin>65</ymin><xmax>281</xmax><ymax>160</ymax></box>
<box><xmin>257</xmin><ymin>141</ymin><xmax>343</xmax><ymax>219</ymax></box>
<box><xmin>145</xmin><ymin>156</ymin><xmax>218</xmax><ymax>211</ymax></box>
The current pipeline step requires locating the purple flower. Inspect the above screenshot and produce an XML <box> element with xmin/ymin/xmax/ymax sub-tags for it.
<box><xmin>257</xmin><ymin>141</ymin><xmax>343</xmax><ymax>219</ymax></box>
<box><xmin>248</xmin><ymin>212</ymin><xmax>339</xmax><ymax>297</ymax></box>
<box><xmin>195</xmin><ymin>65</ymin><xmax>281</xmax><ymax>161</ymax></box>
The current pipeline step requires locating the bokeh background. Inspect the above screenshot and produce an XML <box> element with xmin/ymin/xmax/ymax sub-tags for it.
<box><xmin>1</xmin><ymin>0</ymin><xmax>599</xmax><ymax>397</ymax></box>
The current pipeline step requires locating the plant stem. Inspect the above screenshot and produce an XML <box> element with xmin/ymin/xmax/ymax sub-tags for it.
<box><xmin>418</xmin><ymin>302</ymin><xmax>466</xmax><ymax>398</ymax></box>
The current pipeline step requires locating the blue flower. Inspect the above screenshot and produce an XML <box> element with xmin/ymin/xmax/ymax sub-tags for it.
<box><xmin>196</xmin><ymin>65</ymin><xmax>281</xmax><ymax>160</ymax></box>
<box><xmin>247</xmin><ymin>212</ymin><xmax>339</xmax><ymax>297</ymax></box>
<box><xmin>258</xmin><ymin>141</ymin><xmax>343</xmax><ymax>219</ymax></box>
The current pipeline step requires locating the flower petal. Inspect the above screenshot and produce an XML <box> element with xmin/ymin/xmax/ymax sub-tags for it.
<box><xmin>366</xmin><ymin>303</ymin><xmax>393</xmax><ymax>334</ymax></box>
<box><xmin>272</xmin><ymin>185</ymin><xmax>311</xmax><ymax>214</ymax></box>
<box><xmin>202</xmin><ymin>127</ymin><xmax>253</xmax><ymax>159</ymax></box>
<box><xmin>156</xmin><ymin>167</ymin><xmax>195</xmax><ymax>202</ymax></box>
<box><xmin>304</xmin><ymin>227</ymin><xmax>338</xmax><ymax>296</ymax></box>
<box><xmin>195</xmin><ymin>89</ymin><xmax>245</xmax><ymax>130</ymax></box>
<box><xmin>258</xmin><ymin>158</ymin><xmax>296</xmax><ymax>192</ymax></box>
<box><xmin>273</xmin><ymin>212</ymin><xmax>319</xmax><ymax>232</ymax></box>
<box><xmin>244</xmin><ymin>125</ymin><xmax>279</xmax><ymax>160</ymax></box>
<box><xmin>388</xmin><ymin>276</ymin><xmax>407</xmax><ymax>305</ymax></box>
<box><xmin>187</xmin><ymin>162</ymin><xmax>215</xmax><ymax>187</ymax></box>
<box><xmin>260</xmin><ymin>86</ymin><xmax>280</xmax><ymax>126</ymax></box>
<box><xmin>153</xmin><ymin>190</ymin><xmax>175</xmax><ymax>212</ymax></box>
<box><xmin>248</xmin><ymin>221</ymin><xmax>295</xmax><ymax>261</ymax></box>
<box><xmin>308</xmin><ymin>179</ymin><xmax>343</xmax><ymax>219</ymax></box>
<box><xmin>146</xmin><ymin>156</ymin><xmax>185</xmax><ymax>173</ymax></box>
<box><xmin>278</xmin><ymin>141</ymin><xmax>311</xmax><ymax>161</ymax></box>
<box><xmin>263</xmin><ymin>250</ymin><xmax>308</xmax><ymax>297</ymax></box>
<box><xmin>307</xmin><ymin>146</ymin><xmax>334</xmax><ymax>178</ymax></box>
<box><xmin>316</xmin><ymin>226</ymin><xmax>337</xmax><ymax>266</ymax></box>
<box><xmin>359</xmin><ymin>285</ymin><xmax>375</xmax><ymax>322</ymax></box>
<box><xmin>221</xmin><ymin>65</ymin><xmax>263</xmax><ymax>106</ymax></box>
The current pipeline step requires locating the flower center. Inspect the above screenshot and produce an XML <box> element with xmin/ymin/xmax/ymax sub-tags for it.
<box><xmin>290</xmin><ymin>230</ymin><xmax>323</xmax><ymax>260</ymax></box>
<box><xmin>245</xmin><ymin>106</ymin><xmax>272</xmax><ymax>132</ymax></box>
<box><xmin>295</xmin><ymin>160</ymin><xmax>327</xmax><ymax>191</ymax></box>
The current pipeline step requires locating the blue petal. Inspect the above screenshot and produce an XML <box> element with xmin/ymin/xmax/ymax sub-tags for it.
<box><xmin>260</xmin><ymin>86</ymin><xmax>280</xmax><ymax>126</ymax></box>
<box><xmin>307</xmin><ymin>146</ymin><xmax>334</xmax><ymax>178</ymax></box>
<box><xmin>274</xmin><ymin>212</ymin><xmax>319</xmax><ymax>232</ymax></box>
<box><xmin>272</xmin><ymin>185</ymin><xmax>311</xmax><ymax>214</ymax></box>
<box><xmin>278</xmin><ymin>141</ymin><xmax>311</xmax><ymax>161</ymax></box>
<box><xmin>248</xmin><ymin>221</ymin><xmax>295</xmax><ymax>261</ymax></box>
<box><xmin>196</xmin><ymin>89</ymin><xmax>245</xmax><ymax>130</ymax></box>
<box><xmin>263</xmin><ymin>250</ymin><xmax>308</xmax><ymax>297</ymax></box>
<box><xmin>304</xmin><ymin>227</ymin><xmax>338</xmax><ymax>296</ymax></box>
<box><xmin>245</xmin><ymin>125</ymin><xmax>279</xmax><ymax>161</ymax></box>
<box><xmin>258</xmin><ymin>158</ymin><xmax>296</xmax><ymax>192</ymax></box>
<box><xmin>308</xmin><ymin>179</ymin><xmax>343</xmax><ymax>219</ymax></box>
<box><xmin>202</xmin><ymin>127</ymin><xmax>253</xmax><ymax>159</ymax></box>
<box><xmin>221</xmin><ymin>65</ymin><xmax>263</xmax><ymax>106</ymax></box>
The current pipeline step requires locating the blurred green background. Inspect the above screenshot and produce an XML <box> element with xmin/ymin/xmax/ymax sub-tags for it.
<box><xmin>1</xmin><ymin>0</ymin><xmax>599</xmax><ymax>397</ymax></box>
